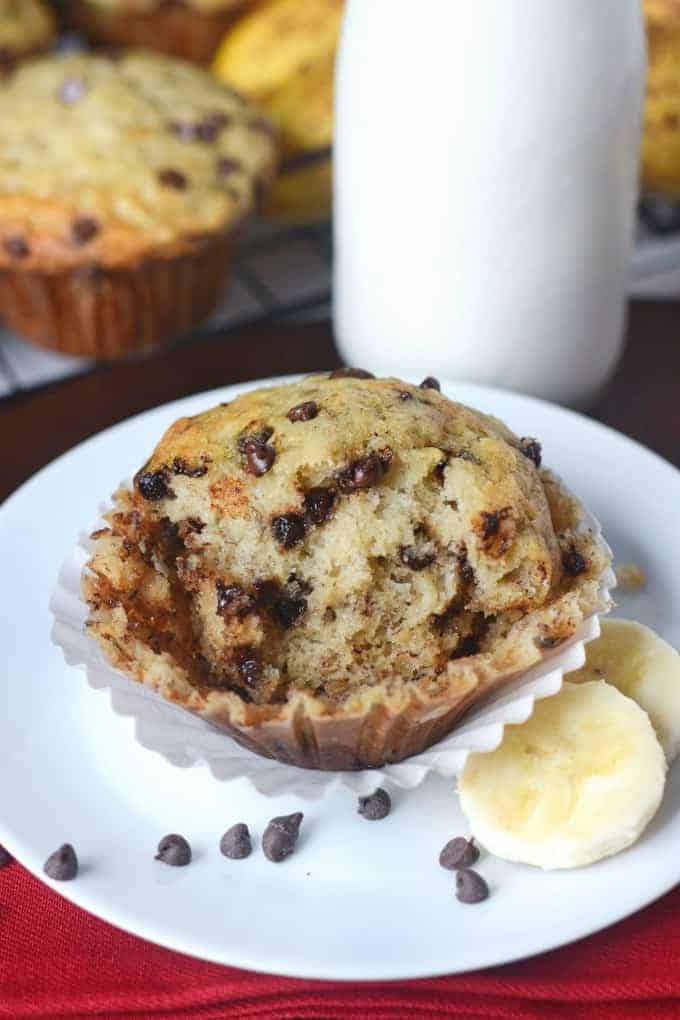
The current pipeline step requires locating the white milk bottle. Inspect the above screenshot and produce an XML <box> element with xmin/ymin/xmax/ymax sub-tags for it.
<box><xmin>333</xmin><ymin>0</ymin><xmax>645</xmax><ymax>406</ymax></box>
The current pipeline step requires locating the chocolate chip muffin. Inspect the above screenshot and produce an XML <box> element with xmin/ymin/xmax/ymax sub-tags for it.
<box><xmin>69</xmin><ymin>0</ymin><xmax>253</xmax><ymax>64</ymax></box>
<box><xmin>83</xmin><ymin>374</ymin><xmax>610</xmax><ymax>769</ymax></box>
<box><xmin>0</xmin><ymin>0</ymin><xmax>54</xmax><ymax>71</ymax></box>
<box><xmin>0</xmin><ymin>52</ymin><xmax>276</xmax><ymax>357</ymax></box>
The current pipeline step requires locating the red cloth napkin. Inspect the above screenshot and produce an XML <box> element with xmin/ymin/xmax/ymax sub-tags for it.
<box><xmin>1</xmin><ymin>861</ymin><xmax>678</xmax><ymax>1020</ymax></box>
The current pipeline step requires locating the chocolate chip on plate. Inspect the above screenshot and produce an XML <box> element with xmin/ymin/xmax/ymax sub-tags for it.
<box><xmin>272</xmin><ymin>513</ymin><xmax>306</xmax><ymax>548</ymax></box>
<box><xmin>136</xmin><ymin>470</ymin><xmax>170</xmax><ymax>501</ymax></box>
<box><xmin>155</xmin><ymin>834</ymin><xmax>192</xmax><ymax>867</ymax></box>
<box><xmin>329</xmin><ymin>367</ymin><xmax>375</xmax><ymax>379</ymax></box>
<box><xmin>238</xmin><ymin>648</ymin><xmax>261</xmax><ymax>686</ymax></box>
<box><xmin>244</xmin><ymin>438</ymin><xmax>275</xmax><ymax>476</ymax></box>
<box><xmin>0</xmin><ymin>845</ymin><xmax>13</xmax><ymax>869</ymax></box>
<box><xmin>288</xmin><ymin>400</ymin><xmax>318</xmax><ymax>423</ymax></box>
<box><xmin>44</xmin><ymin>844</ymin><xmax>78</xmax><ymax>881</ymax></box>
<box><xmin>172</xmin><ymin>456</ymin><xmax>208</xmax><ymax>478</ymax></box>
<box><xmin>439</xmin><ymin>837</ymin><xmax>479</xmax><ymax>870</ymax></box>
<box><xmin>304</xmin><ymin>487</ymin><xmax>335</xmax><ymax>525</ymax></box>
<box><xmin>455</xmin><ymin>869</ymin><xmax>489</xmax><ymax>904</ymax></box>
<box><xmin>72</xmin><ymin>216</ymin><xmax>100</xmax><ymax>245</ymax></box>
<box><xmin>216</xmin><ymin>581</ymin><xmax>255</xmax><ymax>619</ymax></box>
<box><xmin>398</xmin><ymin>390</ymin><xmax>413</xmax><ymax>401</ymax></box>
<box><xmin>3</xmin><ymin>235</ymin><xmax>29</xmax><ymax>259</ymax></box>
<box><xmin>262</xmin><ymin>812</ymin><xmax>303</xmax><ymax>862</ymax></box>
<box><xmin>158</xmin><ymin>168</ymin><xmax>188</xmax><ymax>190</ymax></box>
<box><xmin>519</xmin><ymin>437</ymin><xmax>542</xmax><ymax>468</ymax></box>
<box><xmin>419</xmin><ymin>376</ymin><xmax>441</xmax><ymax>391</ymax></box>
<box><xmin>562</xmin><ymin>546</ymin><xmax>587</xmax><ymax>576</ymax></box>
<box><xmin>220</xmin><ymin>823</ymin><xmax>252</xmax><ymax>860</ymax></box>
<box><xmin>358</xmin><ymin>788</ymin><xmax>391</xmax><ymax>820</ymax></box>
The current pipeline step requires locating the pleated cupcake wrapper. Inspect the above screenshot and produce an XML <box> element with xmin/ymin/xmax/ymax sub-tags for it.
<box><xmin>69</xmin><ymin>2</ymin><xmax>250</xmax><ymax>64</ymax></box>
<box><xmin>0</xmin><ymin>238</ymin><xmax>232</xmax><ymax>360</ymax></box>
<box><xmin>50</xmin><ymin>482</ymin><xmax>615</xmax><ymax>800</ymax></box>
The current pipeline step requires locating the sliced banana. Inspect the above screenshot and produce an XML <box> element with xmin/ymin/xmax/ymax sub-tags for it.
<box><xmin>569</xmin><ymin>618</ymin><xmax>680</xmax><ymax>763</ymax></box>
<box><xmin>459</xmin><ymin>681</ymin><xmax>666</xmax><ymax>870</ymax></box>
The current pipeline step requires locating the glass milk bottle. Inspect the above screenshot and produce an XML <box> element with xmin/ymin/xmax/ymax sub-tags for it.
<box><xmin>333</xmin><ymin>0</ymin><xmax>645</xmax><ymax>406</ymax></box>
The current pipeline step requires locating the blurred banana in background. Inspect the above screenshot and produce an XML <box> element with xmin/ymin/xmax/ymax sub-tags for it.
<box><xmin>213</xmin><ymin>0</ymin><xmax>343</xmax><ymax>224</ymax></box>
<box><xmin>643</xmin><ymin>0</ymin><xmax>680</xmax><ymax>199</ymax></box>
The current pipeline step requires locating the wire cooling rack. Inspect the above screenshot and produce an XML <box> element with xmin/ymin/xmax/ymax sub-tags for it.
<box><xmin>0</xmin><ymin>220</ymin><xmax>332</xmax><ymax>399</ymax></box>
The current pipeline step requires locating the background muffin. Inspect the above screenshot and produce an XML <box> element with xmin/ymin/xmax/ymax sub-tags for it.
<box><xmin>0</xmin><ymin>51</ymin><xmax>277</xmax><ymax>358</ymax></box>
<box><xmin>0</xmin><ymin>0</ymin><xmax>54</xmax><ymax>71</ymax></box>
<box><xmin>83</xmin><ymin>375</ymin><xmax>609</xmax><ymax>769</ymax></box>
<box><xmin>68</xmin><ymin>0</ymin><xmax>254</xmax><ymax>64</ymax></box>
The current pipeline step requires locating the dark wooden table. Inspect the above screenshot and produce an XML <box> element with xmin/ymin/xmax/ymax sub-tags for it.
<box><xmin>1</xmin><ymin>300</ymin><xmax>679</xmax><ymax>503</ymax></box>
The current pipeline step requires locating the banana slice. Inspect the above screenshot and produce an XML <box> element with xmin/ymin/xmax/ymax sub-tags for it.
<box><xmin>459</xmin><ymin>681</ymin><xmax>666</xmax><ymax>869</ymax></box>
<box><xmin>569</xmin><ymin>619</ymin><xmax>680</xmax><ymax>763</ymax></box>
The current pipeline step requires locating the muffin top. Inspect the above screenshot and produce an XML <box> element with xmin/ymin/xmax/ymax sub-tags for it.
<box><xmin>0</xmin><ymin>52</ymin><xmax>277</xmax><ymax>269</ymax></box>
<box><xmin>0</xmin><ymin>0</ymin><xmax>54</xmax><ymax>58</ymax></box>
<box><xmin>84</xmin><ymin>374</ymin><xmax>608</xmax><ymax>719</ymax></box>
<box><xmin>78</xmin><ymin>0</ymin><xmax>243</xmax><ymax>12</ymax></box>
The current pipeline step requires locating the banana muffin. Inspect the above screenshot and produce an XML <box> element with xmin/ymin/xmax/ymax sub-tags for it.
<box><xmin>82</xmin><ymin>374</ymin><xmax>610</xmax><ymax>769</ymax></box>
<box><xmin>69</xmin><ymin>0</ymin><xmax>253</xmax><ymax>64</ymax></box>
<box><xmin>0</xmin><ymin>52</ymin><xmax>276</xmax><ymax>357</ymax></box>
<box><xmin>0</xmin><ymin>0</ymin><xmax>54</xmax><ymax>71</ymax></box>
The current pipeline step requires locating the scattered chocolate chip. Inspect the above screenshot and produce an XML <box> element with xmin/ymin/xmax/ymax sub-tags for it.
<box><xmin>71</xmin><ymin>216</ymin><xmax>100</xmax><ymax>245</ymax></box>
<box><xmin>217</xmin><ymin>156</ymin><xmax>243</xmax><ymax>176</ymax></box>
<box><xmin>536</xmin><ymin>634</ymin><xmax>563</xmax><ymax>650</ymax></box>
<box><xmin>58</xmin><ymin>77</ymin><xmax>86</xmax><ymax>104</ymax></box>
<box><xmin>288</xmin><ymin>400</ymin><xmax>318</xmax><ymax>423</ymax></box>
<box><xmin>452</xmin><ymin>633</ymin><xmax>481</xmax><ymax>658</ymax></box>
<box><xmin>272</xmin><ymin>513</ymin><xmax>306</xmax><ymax>548</ymax></box>
<box><xmin>400</xmin><ymin>545</ymin><xmax>436</xmax><ymax>571</ymax></box>
<box><xmin>155</xmin><ymin>834</ymin><xmax>191</xmax><ymax>867</ymax></box>
<box><xmin>172</xmin><ymin>456</ymin><xmax>208</xmax><ymax>477</ymax></box>
<box><xmin>238</xmin><ymin>648</ymin><xmax>261</xmax><ymax>686</ymax></box>
<box><xmin>378</xmin><ymin>447</ymin><xmax>394</xmax><ymax>468</ymax></box>
<box><xmin>158</xmin><ymin>168</ymin><xmax>188</xmax><ymax>190</ymax></box>
<box><xmin>480</xmin><ymin>510</ymin><xmax>506</xmax><ymax>541</ymax></box>
<box><xmin>262</xmin><ymin>812</ymin><xmax>303</xmax><ymax>862</ymax></box>
<box><xmin>456</xmin><ymin>869</ymin><xmax>489</xmax><ymax>904</ymax></box>
<box><xmin>2</xmin><ymin>235</ymin><xmax>29</xmax><ymax>259</ymax></box>
<box><xmin>420</xmin><ymin>376</ymin><xmax>441</xmax><ymax>391</ymax></box>
<box><xmin>0</xmin><ymin>845</ymin><xmax>12</xmax><ymax>868</ymax></box>
<box><xmin>272</xmin><ymin>594</ymin><xmax>307</xmax><ymax>629</ymax></box>
<box><xmin>0</xmin><ymin>48</ymin><xmax>12</xmax><ymax>72</ymax></box>
<box><xmin>336</xmin><ymin>452</ymin><xmax>386</xmax><ymax>492</ymax></box>
<box><xmin>358</xmin><ymin>788</ymin><xmax>391</xmax><ymax>820</ymax></box>
<box><xmin>244</xmin><ymin>438</ymin><xmax>276</xmax><ymax>476</ymax></box>
<box><xmin>329</xmin><ymin>367</ymin><xmax>375</xmax><ymax>379</ymax></box>
<box><xmin>398</xmin><ymin>390</ymin><xmax>413</xmax><ymax>401</ymax></box>
<box><xmin>454</xmin><ymin>449</ymin><xmax>482</xmax><ymax>465</ymax></box>
<box><xmin>304</xmin><ymin>487</ymin><xmax>335</xmax><ymax>525</ymax></box>
<box><xmin>44</xmin><ymin>844</ymin><xmax>78</xmax><ymax>881</ymax></box>
<box><xmin>136</xmin><ymin>470</ymin><xmax>170</xmax><ymax>501</ymax></box>
<box><xmin>458</xmin><ymin>552</ymin><xmax>475</xmax><ymax>585</ymax></box>
<box><xmin>220</xmin><ymin>823</ymin><xmax>252</xmax><ymax>860</ymax></box>
<box><xmin>237</xmin><ymin>426</ymin><xmax>273</xmax><ymax>453</ymax></box>
<box><xmin>170</xmin><ymin>113</ymin><xmax>230</xmax><ymax>143</ymax></box>
<box><xmin>216</xmin><ymin>581</ymin><xmax>255</xmax><ymax>619</ymax></box>
<box><xmin>519</xmin><ymin>437</ymin><xmax>542</xmax><ymax>468</ymax></box>
<box><xmin>439</xmin><ymin>837</ymin><xmax>479</xmax><ymax>870</ymax></box>
<box><xmin>562</xmin><ymin>546</ymin><xmax>587</xmax><ymax>576</ymax></box>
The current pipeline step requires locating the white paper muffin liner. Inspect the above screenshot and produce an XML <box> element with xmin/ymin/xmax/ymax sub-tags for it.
<box><xmin>50</xmin><ymin>484</ymin><xmax>615</xmax><ymax>800</ymax></box>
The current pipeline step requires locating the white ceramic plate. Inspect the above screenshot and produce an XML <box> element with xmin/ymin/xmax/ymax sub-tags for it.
<box><xmin>1</xmin><ymin>377</ymin><xmax>679</xmax><ymax>980</ymax></box>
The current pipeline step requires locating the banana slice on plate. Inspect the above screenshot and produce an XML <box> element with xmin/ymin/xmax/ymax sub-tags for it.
<box><xmin>459</xmin><ymin>681</ymin><xmax>666</xmax><ymax>870</ymax></box>
<box><xmin>569</xmin><ymin>618</ymin><xmax>680</xmax><ymax>763</ymax></box>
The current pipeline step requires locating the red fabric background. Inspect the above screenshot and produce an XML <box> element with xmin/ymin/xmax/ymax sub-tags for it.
<box><xmin>1</xmin><ymin>861</ymin><xmax>679</xmax><ymax>1020</ymax></box>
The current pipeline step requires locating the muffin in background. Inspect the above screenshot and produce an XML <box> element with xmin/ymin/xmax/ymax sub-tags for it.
<box><xmin>0</xmin><ymin>0</ymin><xmax>55</xmax><ymax>70</ymax></box>
<box><xmin>0</xmin><ymin>51</ymin><xmax>277</xmax><ymax>358</ymax></box>
<box><xmin>68</xmin><ymin>0</ymin><xmax>253</xmax><ymax>65</ymax></box>
<box><xmin>213</xmin><ymin>0</ymin><xmax>342</xmax><ymax>223</ymax></box>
